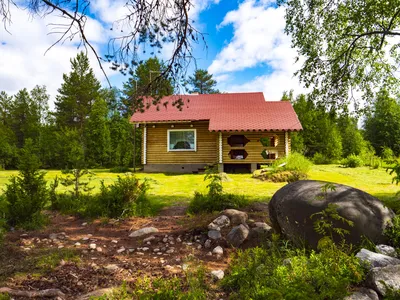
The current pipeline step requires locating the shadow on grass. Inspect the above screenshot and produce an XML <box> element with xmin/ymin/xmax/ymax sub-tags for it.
<box><xmin>373</xmin><ymin>192</ymin><xmax>400</xmax><ymax>213</ymax></box>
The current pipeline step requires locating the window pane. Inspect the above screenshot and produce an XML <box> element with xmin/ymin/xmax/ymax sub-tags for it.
<box><xmin>169</xmin><ymin>131</ymin><xmax>195</xmax><ymax>150</ymax></box>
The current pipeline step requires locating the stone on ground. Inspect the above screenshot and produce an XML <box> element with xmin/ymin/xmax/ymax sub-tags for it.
<box><xmin>367</xmin><ymin>265</ymin><xmax>400</xmax><ymax>296</ymax></box>
<box><xmin>208</xmin><ymin>230</ymin><xmax>221</xmax><ymax>240</ymax></box>
<box><xmin>211</xmin><ymin>270</ymin><xmax>224</xmax><ymax>280</ymax></box>
<box><xmin>344</xmin><ymin>288</ymin><xmax>379</xmax><ymax>300</ymax></box>
<box><xmin>227</xmin><ymin>224</ymin><xmax>249</xmax><ymax>247</ymax></box>
<box><xmin>129</xmin><ymin>227</ymin><xmax>159</xmax><ymax>238</ymax></box>
<box><xmin>375</xmin><ymin>244</ymin><xmax>397</xmax><ymax>257</ymax></box>
<box><xmin>212</xmin><ymin>246</ymin><xmax>224</xmax><ymax>255</ymax></box>
<box><xmin>269</xmin><ymin>180</ymin><xmax>394</xmax><ymax>248</ymax></box>
<box><xmin>222</xmin><ymin>209</ymin><xmax>248</xmax><ymax>225</ymax></box>
<box><xmin>208</xmin><ymin>215</ymin><xmax>230</xmax><ymax>231</ymax></box>
<box><xmin>356</xmin><ymin>249</ymin><xmax>400</xmax><ymax>269</ymax></box>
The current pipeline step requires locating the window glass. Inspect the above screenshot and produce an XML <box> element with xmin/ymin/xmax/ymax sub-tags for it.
<box><xmin>169</xmin><ymin>130</ymin><xmax>196</xmax><ymax>150</ymax></box>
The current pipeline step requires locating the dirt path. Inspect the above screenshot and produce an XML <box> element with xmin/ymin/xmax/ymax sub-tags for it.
<box><xmin>0</xmin><ymin>205</ymin><xmax>269</xmax><ymax>299</ymax></box>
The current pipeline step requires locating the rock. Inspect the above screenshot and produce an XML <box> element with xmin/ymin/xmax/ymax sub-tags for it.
<box><xmin>254</xmin><ymin>222</ymin><xmax>271</xmax><ymax>229</ymax></box>
<box><xmin>96</xmin><ymin>247</ymin><xmax>103</xmax><ymax>252</ymax></box>
<box><xmin>111</xmin><ymin>240</ymin><xmax>118</xmax><ymax>244</ymax></box>
<box><xmin>176</xmin><ymin>237</ymin><xmax>182</xmax><ymax>243</ymax></box>
<box><xmin>208</xmin><ymin>230</ymin><xmax>221</xmax><ymax>240</ymax></box>
<box><xmin>104</xmin><ymin>264</ymin><xmax>119</xmax><ymax>272</ymax></box>
<box><xmin>344</xmin><ymin>288</ymin><xmax>379</xmax><ymax>300</ymax></box>
<box><xmin>356</xmin><ymin>248</ymin><xmax>400</xmax><ymax>269</ymax></box>
<box><xmin>82</xmin><ymin>222</ymin><xmax>87</xmax><ymax>226</ymax></box>
<box><xmin>227</xmin><ymin>224</ymin><xmax>249</xmax><ymax>247</ymax></box>
<box><xmin>206</xmin><ymin>251</ymin><xmax>212</xmax><ymax>256</ymax></box>
<box><xmin>129</xmin><ymin>227</ymin><xmax>159</xmax><ymax>238</ymax></box>
<box><xmin>222</xmin><ymin>209</ymin><xmax>248</xmax><ymax>225</ymax></box>
<box><xmin>166</xmin><ymin>249</ymin><xmax>174</xmax><ymax>254</ymax></box>
<box><xmin>74</xmin><ymin>242</ymin><xmax>81</xmax><ymax>247</ymax></box>
<box><xmin>49</xmin><ymin>233</ymin><xmax>59</xmax><ymax>240</ymax></box>
<box><xmin>211</xmin><ymin>270</ymin><xmax>224</xmax><ymax>280</ymax></box>
<box><xmin>142</xmin><ymin>247</ymin><xmax>149</xmax><ymax>252</ymax></box>
<box><xmin>163</xmin><ymin>238</ymin><xmax>168</xmax><ymax>243</ymax></box>
<box><xmin>376</xmin><ymin>244</ymin><xmax>397</xmax><ymax>257</ymax></box>
<box><xmin>143</xmin><ymin>236</ymin><xmax>156</xmax><ymax>243</ymax></box>
<box><xmin>153</xmin><ymin>248</ymin><xmax>160</xmax><ymax>252</ymax></box>
<box><xmin>208</xmin><ymin>215</ymin><xmax>231</xmax><ymax>231</ymax></box>
<box><xmin>116</xmin><ymin>247</ymin><xmax>125</xmax><ymax>254</ymax></box>
<box><xmin>212</xmin><ymin>246</ymin><xmax>224</xmax><ymax>255</ymax></box>
<box><xmin>89</xmin><ymin>243</ymin><xmax>96</xmax><ymax>250</ymax></box>
<box><xmin>204</xmin><ymin>239</ymin><xmax>212</xmax><ymax>249</ymax></box>
<box><xmin>269</xmin><ymin>180</ymin><xmax>394</xmax><ymax>248</ymax></box>
<box><xmin>367</xmin><ymin>264</ymin><xmax>400</xmax><ymax>296</ymax></box>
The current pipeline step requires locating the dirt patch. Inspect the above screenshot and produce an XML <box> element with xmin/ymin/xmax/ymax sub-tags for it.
<box><xmin>0</xmin><ymin>205</ymin><xmax>269</xmax><ymax>299</ymax></box>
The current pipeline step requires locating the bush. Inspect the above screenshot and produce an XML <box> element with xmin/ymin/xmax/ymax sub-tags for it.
<box><xmin>188</xmin><ymin>167</ymin><xmax>248</xmax><ymax>214</ymax></box>
<box><xmin>253</xmin><ymin>170</ymin><xmax>307</xmax><ymax>183</ymax></box>
<box><xmin>273</xmin><ymin>152</ymin><xmax>313</xmax><ymax>174</ymax></box>
<box><xmin>312</xmin><ymin>152</ymin><xmax>332</xmax><ymax>165</ymax></box>
<box><xmin>3</xmin><ymin>139</ymin><xmax>48</xmax><ymax>229</ymax></box>
<box><xmin>109</xmin><ymin>166</ymin><xmax>131</xmax><ymax>173</ymax></box>
<box><xmin>222</xmin><ymin>238</ymin><xmax>366</xmax><ymax>300</ymax></box>
<box><xmin>94</xmin><ymin>174</ymin><xmax>151</xmax><ymax>218</ymax></box>
<box><xmin>384</xmin><ymin>215</ymin><xmax>400</xmax><ymax>249</ymax></box>
<box><xmin>342</xmin><ymin>154</ymin><xmax>364</xmax><ymax>168</ymax></box>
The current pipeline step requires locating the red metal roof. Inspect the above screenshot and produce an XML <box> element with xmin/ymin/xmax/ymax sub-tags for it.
<box><xmin>129</xmin><ymin>92</ymin><xmax>302</xmax><ymax>131</ymax></box>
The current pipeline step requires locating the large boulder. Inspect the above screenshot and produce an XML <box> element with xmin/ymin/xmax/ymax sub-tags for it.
<box><xmin>356</xmin><ymin>248</ymin><xmax>400</xmax><ymax>269</ymax></box>
<box><xmin>367</xmin><ymin>265</ymin><xmax>400</xmax><ymax>296</ymax></box>
<box><xmin>269</xmin><ymin>180</ymin><xmax>394</xmax><ymax>248</ymax></box>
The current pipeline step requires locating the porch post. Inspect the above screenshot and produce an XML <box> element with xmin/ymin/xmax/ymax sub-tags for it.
<box><xmin>143</xmin><ymin>125</ymin><xmax>147</xmax><ymax>165</ymax></box>
<box><xmin>285</xmin><ymin>131</ymin><xmax>289</xmax><ymax>157</ymax></box>
<box><xmin>218</xmin><ymin>131</ymin><xmax>223</xmax><ymax>172</ymax></box>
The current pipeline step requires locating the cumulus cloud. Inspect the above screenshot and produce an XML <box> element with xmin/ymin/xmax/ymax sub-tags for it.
<box><xmin>0</xmin><ymin>5</ymin><xmax>117</xmax><ymax>108</ymax></box>
<box><xmin>209</xmin><ymin>0</ymin><xmax>306</xmax><ymax>100</ymax></box>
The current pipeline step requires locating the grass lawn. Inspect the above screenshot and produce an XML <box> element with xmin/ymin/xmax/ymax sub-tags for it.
<box><xmin>0</xmin><ymin>165</ymin><xmax>399</xmax><ymax>208</ymax></box>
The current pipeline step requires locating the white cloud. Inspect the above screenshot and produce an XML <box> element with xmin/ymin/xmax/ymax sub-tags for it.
<box><xmin>0</xmin><ymin>5</ymin><xmax>117</xmax><ymax>108</ymax></box>
<box><xmin>209</xmin><ymin>0</ymin><xmax>306</xmax><ymax>100</ymax></box>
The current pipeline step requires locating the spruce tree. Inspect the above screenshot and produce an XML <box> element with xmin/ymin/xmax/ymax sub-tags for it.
<box><xmin>54</xmin><ymin>52</ymin><xmax>101</xmax><ymax>131</ymax></box>
<box><xmin>186</xmin><ymin>69</ymin><xmax>219</xmax><ymax>94</ymax></box>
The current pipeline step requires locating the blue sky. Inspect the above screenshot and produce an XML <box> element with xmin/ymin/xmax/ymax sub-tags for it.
<box><xmin>0</xmin><ymin>0</ymin><xmax>306</xmax><ymax>106</ymax></box>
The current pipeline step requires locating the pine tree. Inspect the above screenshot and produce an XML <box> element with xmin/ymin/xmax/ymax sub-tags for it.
<box><xmin>54</xmin><ymin>52</ymin><xmax>101</xmax><ymax>131</ymax></box>
<box><xmin>85</xmin><ymin>98</ymin><xmax>112</xmax><ymax>167</ymax></box>
<box><xmin>186</xmin><ymin>69</ymin><xmax>219</xmax><ymax>94</ymax></box>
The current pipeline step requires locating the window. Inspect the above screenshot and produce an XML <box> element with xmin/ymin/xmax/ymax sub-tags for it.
<box><xmin>168</xmin><ymin>129</ymin><xmax>196</xmax><ymax>151</ymax></box>
<box><xmin>228</xmin><ymin>135</ymin><xmax>250</xmax><ymax>147</ymax></box>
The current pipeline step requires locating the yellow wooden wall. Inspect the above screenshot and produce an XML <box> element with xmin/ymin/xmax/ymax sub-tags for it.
<box><xmin>221</xmin><ymin>131</ymin><xmax>287</xmax><ymax>164</ymax></box>
<box><xmin>142</xmin><ymin>122</ymin><xmax>218</xmax><ymax>164</ymax></box>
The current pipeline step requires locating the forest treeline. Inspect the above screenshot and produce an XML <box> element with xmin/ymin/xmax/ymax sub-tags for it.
<box><xmin>1</xmin><ymin>52</ymin><xmax>399</xmax><ymax>170</ymax></box>
<box><xmin>0</xmin><ymin>52</ymin><xmax>220</xmax><ymax>170</ymax></box>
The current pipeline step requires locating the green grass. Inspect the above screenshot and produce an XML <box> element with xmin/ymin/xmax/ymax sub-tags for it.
<box><xmin>0</xmin><ymin>165</ymin><xmax>399</xmax><ymax>207</ymax></box>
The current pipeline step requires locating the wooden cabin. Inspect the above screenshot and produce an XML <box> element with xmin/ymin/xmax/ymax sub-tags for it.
<box><xmin>130</xmin><ymin>92</ymin><xmax>302</xmax><ymax>173</ymax></box>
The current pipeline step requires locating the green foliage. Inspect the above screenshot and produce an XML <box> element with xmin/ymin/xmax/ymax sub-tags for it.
<box><xmin>312</xmin><ymin>152</ymin><xmax>332</xmax><ymax>165</ymax></box>
<box><xmin>93</xmin><ymin>262</ymin><xmax>208</xmax><ymax>299</ymax></box>
<box><xmin>273</xmin><ymin>152</ymin><xmax>313</xmax><ymax>174</ymax></box>
<box><xmin>311</xmin><ymin>203</ymin><xmax>354</xmax><ymax>241</ymax></box>
<box><xmin>365</xmin><ymin>90</ymin><xmax>400</xmax><ymax>157</ymax></box>
<box><xmin>387</xmin><ymin>162</ymin><xmax>400</xmax><ymax>185</ymax></box>
<box><xmin>384</xmin><ymin>215</ymin><xmax>400</xmax><ymax>249</ymax></box>
<box><xmin>109</xmin><ymin>166</ymin><xmax>131</xmax><ymax>173</ymax></box>
<box><xmin>382</xmin><ymin>146</ymin><xmax>395</xmax><ymax>161</ymax></box>
<box><xmin>188</xmin><ymin>166</ymin><xmax>248</xmax><ymax>213</ymax></box>
<box><xmin>60</xmin><ymin>169</ymin><xmax>95</xmax><ymax>199</ymax></box>
<box><xmin>280</xmin><ymin>0</ymin><xmax>400</xmax><ymax>106</ymax></box>
<box><xmin>186</xmin><ymin>69</ymin><xmax>219</xmax><ymax>94</ymax></box>
<box><xmin>95</xmin><ymin>174</ymin><xmax>151</xmax><ymax>218</ymax></box>
<box><xmin>223</xmin><ymin>239</ymin><xmax>365</xmax><ymax>300</ymax></box>
<box><xmin>342</xmin><ymin>154</ymin><xmax>364</xmax><ymax>168</ymax></box>
<box><xmin>3</xmin><ymin>139</ymin><xmax>48</xmax><ymax>229</ymax></box>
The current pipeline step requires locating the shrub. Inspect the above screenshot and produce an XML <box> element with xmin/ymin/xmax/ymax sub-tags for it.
<box><xmin>384</xmin><ymin>215</ymin><xmax>400</xmax><ymax>249</ymax></box>
<box><xmin>94</xmin><ymin>174</ymin><xmax>151</xmax><ymax>218</ymax></box>
<box><xmin>222</xmin><ymin>239</ymin><xmax>366</xmax><ymax>300</ymax></box>
<box><xmin>273</xmin><ymin>152</ymin><xmax>313</xmax><ymax>174</ymax></box>
<box><xmin>312</xmin><ymin>152</ymin><xmax>332</xmax><ymax>165</ymax></box>
<box><xmin>109</xmin><ymin>166</ymin><xmax>131</xmax><ymax>173</ymax></box>
<box><xmin>188</xmin><ymin>166</ymin><xmax>248</xmax><ymax>214</ymax></box>
<box><xmin>3</xmin><ymin>139</ymin><xmax>48</xmax><ymax>229</ymax></box>
<box><xmin>381</xmin><ymin>146</ymin><xmax>395</xmax><ymax>161</ymax></box>
<box><xmin>342</xmin><ymin>154</ymin><xmax>364</xmax><ymax>168</ymax></box>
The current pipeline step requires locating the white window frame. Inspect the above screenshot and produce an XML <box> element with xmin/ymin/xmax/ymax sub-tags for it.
<box><xmin>167</xmin><ymin>129</ymin><xmax>197</xmax><ymax>152</ymax></box>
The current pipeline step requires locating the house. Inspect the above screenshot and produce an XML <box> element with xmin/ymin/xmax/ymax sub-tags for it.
<box><xmin>130</xmin><ymin>92</ymin><xmax>302</xmax><ymax>173</ymax></box>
